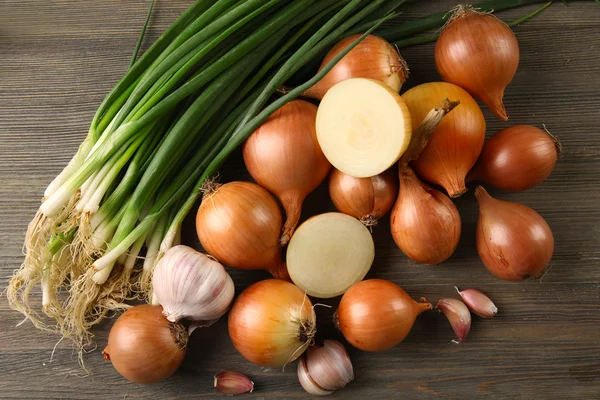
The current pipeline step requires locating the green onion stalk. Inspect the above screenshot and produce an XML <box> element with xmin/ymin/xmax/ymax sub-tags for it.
<box><xmin>7</xmin><ymin>0</ymin><xmax>560</xmax><ymax>359</ymax></box>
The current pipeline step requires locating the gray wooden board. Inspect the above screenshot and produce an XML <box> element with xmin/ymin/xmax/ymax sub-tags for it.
<box><xmin>1</xmin><ymin>1</ymin><xmax>599</xmax><ymax>399</ymax></box>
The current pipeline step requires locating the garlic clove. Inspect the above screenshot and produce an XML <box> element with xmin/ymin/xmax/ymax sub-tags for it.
<box><xmin>298</xmin><ymin>354</ymin><xmax>334</xmax><ymax>396</ymax></box>
<box><xmin>298</xmin><ymin>340</ymin><xmax>354</xmax><ymax>396</ymax></box>
<box><xmin>455</xmin><ymin>286</ymin><xmax>498</xmax><ymax>318</ymax></box>
<box><xmin>437</xmin><ymin>298</ymin><xmax>471</xmax><ymax>343</ymax></box>
<box><xmin>214</xmin><ymin>371</ymin><xmax>254</xmax><ymax>395</ymax></box>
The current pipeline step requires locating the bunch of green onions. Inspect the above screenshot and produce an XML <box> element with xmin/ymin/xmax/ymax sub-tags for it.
<box><xmin>8</xmin><ymin>0</ymin><xmax>553</xmax><ymax>355</ymax></box>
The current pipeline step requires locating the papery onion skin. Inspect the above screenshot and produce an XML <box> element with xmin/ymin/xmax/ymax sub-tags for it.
<box><xmin>475</xmin><ymin>186</ymin><xmax>554</xmax><ymax>281</ymax></box>
<box><xmin>329</xmin><ymin>167</ymin><xmax>398</xmax><ymax>225</ymax></box>
<box><xmin>304</xmin><ymin>34</ymin><xmax>407</xmax><ymax>100</ymax></box>
<box><xmin>243</xmin><ymin>100</ymin><xmax>331</xmax><ymax>246</ymax></box>
<box><xmin>468</xmin><ymin>125</ymin><xmax>561</xmax><ymax>191</ymax></box>
<box><xmin>196</xmin><ymin>181</ymin><xmax>289</xmax><ymax>280</ymax></box>
<box><xmin>228</xmin><ymin>279</ymin><xmax>316</xmax><ymax>367</ymax></box>
<box><xmin>402</xmin><ymin>82</ymin><xmax>486</xmax><ymax>198</ymax></box>
<box><xmin>102</xmin><ymin>305</ymin><xmax>187</xmax><ymax>384</ymax></box>
<box><xmin>335</xmin><ymin>279</ymin><xmax>432</xmax><ymax>352</ymax></box>
<box><xmin>435</xmin><ymin>8</ymin><xmax>519</xmax><ymax>121</ymax></box>
<box><xmin>391</xmin><ymin>167</ymin><xmax>461</xmax><ymax>265</ymax></box>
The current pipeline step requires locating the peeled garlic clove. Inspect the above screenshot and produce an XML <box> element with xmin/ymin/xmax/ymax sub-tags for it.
<box><xmin>437</xmin><ymin>298</ymin><xmax>471</xmax><ymax>343</ymax></box>
<box><xmin>298</xmin><ymin>340</ymin><xmax>354</xmax><ymax>396</ymax></box>
<box><xmin>455</xmin><ymin>286</ymin><xmax>498</xmax><ymax>318</ymax></box>
<box><xmin>298</xmin><ymin>355</ymin><xmax>334</xmax><ymax>396</ymax></box>
<box><xmin>214</xmin><ymin>371</ymin><xmax>254</xmax><ymax>395</ymax></box>
<box><xmin>152</xmin><ymin>245</ymin><xmax>235</xmax><ymax>324</ymax></box>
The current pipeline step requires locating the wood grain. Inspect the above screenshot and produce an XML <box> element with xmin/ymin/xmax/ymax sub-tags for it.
<box><xmin>1</xmin><ymin>1</ymin><xmax>600</xmax><ymax>399</ymax></box>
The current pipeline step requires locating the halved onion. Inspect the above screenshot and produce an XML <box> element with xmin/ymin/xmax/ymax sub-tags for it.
<box><xmin>286</xmin><ymin>212</ymin><xmax>375</xmax><ymax>298</ymax></box>
<box><xmin>316</xmin><ymin>78</ymin><xmax>412</xmax><ymax>178</ymax></box>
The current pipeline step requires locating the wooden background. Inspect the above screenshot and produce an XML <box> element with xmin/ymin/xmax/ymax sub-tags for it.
<box><xmin>1</xmin><ymin>1</ymin><xmax>599</xmax><ymax>399</ymax></box>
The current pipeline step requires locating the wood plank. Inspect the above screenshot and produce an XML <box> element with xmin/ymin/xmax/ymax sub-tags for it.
<box><xmin>1</xmin><ymin>1</ymin><xmax>599</xmax><ymax>399</ymax></box>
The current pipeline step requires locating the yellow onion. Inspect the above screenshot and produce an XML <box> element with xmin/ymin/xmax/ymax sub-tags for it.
<box><xmin>303</xmin><ymin>34</ymin><xmax>408</xmax><ymax>100</ymax></box>
<box><xmin>402</xmin><ymin>82</ymin><xmax>486</xmax><ymax>197</ymax></box>
<box><xmin>328</xmin><ymin>167</ymin><xmax>398</xmax><ymax>226</ymax></box>
<box><xmin>102</xmin><ymin>305</ymin><xmax>187</xmax><ymax>384</ymax></box>
<box><xmin>243</xmin><ymin>100</ymin><xmax>331</xmax><ymax>246</ymax></box>
<box><xmin>435</xmin><ymin>6</ymin><xmax>519</xmax><ymax>121</ymax></box>
<box><xmin>196</xmin><ymin>181</ymin><xmax>289</xmax><ymax>280</ymax></box>
<box><xmin>390</xmin><ymin>167</ymin><xmax>461</xmax><ymax>265</ymax></box>
<box><xmin>475</xmin><ymin>186</ymin><xmax>554</xmax><ymax>281</ymax></box>
<box><xmin>228</xmin><ymin>279</ymin><xmax>316</xmax><ymax>367</ymax></box>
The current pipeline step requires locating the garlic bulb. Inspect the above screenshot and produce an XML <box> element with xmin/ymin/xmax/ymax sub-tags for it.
<box><xmin>152</xmin><ymin>245</ymin><xmax>235</xmax><ymax>325</ymax></box>
<box><xmin>297</xmin><ymin>340</ymin><xmax>354</xmax><ymax>396</ymax></box>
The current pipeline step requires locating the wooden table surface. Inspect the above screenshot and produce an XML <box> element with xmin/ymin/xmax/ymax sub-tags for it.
<box><xmin>1</xmin><ymin>1</ymin><xmax>600</xmax><ymax>399</ymax></box>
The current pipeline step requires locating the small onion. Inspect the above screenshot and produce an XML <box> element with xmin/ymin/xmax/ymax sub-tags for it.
<box><xmin>303</xmin><ymin>34</ymin><xmax>408</xmax><ymax>100</ymax></box>
<box><xmin>196</xmin><ymin>181</ymin><xmax>289</xmax><ymax>280</ymax></box>
<box><xmin>390</xmin><ymin>167</ymin><xmax>461</xmax><ymax>265</ymax></box>
<box><xmin>402</xmin><ymin>82</ymin><xmax>486</xmax><ymax>198</ymax></box>
<box><xmin>102</xmin><ymin>305</ymin><xmax>187</xmax><ymax>384</ymax></box>
<box><xmin>228</xmin><ymin>279</ymin><xmax>316</xmax><ymax>367</ymax></box>
<box><xmin>468</xmin><ymin>125</ymin><xmax>561</xmax><ymax>191</ymax></box>
<box><xmin>435</xmin><ymin>6</ymin><xmax>520</xmax><ymax>121</ymax></box>
<box><xmin>243</xmin><ymin>100</ymin><xmax>331</xmax><ymax>245</ymax></box>
<box><xmin>329</xmin><ymin>167</ymin><xmax>398</xmax><ymax>226</ymax></box>
<box><xmin>335</xmin><ymin>279</ymin><xmax>432</xmax><ymax>352</ymax></box>
<box><xmin>475</xmin><ymin>186</ymin><xmax>554</xmax><ymax>281</ymax></box>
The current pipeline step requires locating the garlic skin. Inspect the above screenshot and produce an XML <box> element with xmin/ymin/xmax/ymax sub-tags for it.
<box><xmin>455</xmin><ymin>286</ymin><xmax>498</xmax><ymax>318</ymax></box>
<box><xmin>214</xmin><ymin>371</ymin><xmax>254</xmax><ymax>395</ymax></box>
<box><xmin>152</xmin><ymin>245</ymin><xmax>235</xmax><ymax>324</ymax></box>
<box><xmin>437</xmin><ymin>298</ymin><xmax>472</xmax><ymax>343</ymax></box>
<box><xmin>298</xmin><ymin>340</ymin><xmax>354</xmax><ymax>396</ymax></box>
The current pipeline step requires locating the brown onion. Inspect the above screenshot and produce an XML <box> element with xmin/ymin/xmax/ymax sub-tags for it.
<box><xmin>228</xmin><ymin>279</ymin><xmax>316</xmax><ymax>367</ymax></box>
<box><xmin>196</xmin><ymin>181</ymin><xmax>289</xmax><ymax>280</ymax></box>
<box><xmin>402</xmin><ymin>82</ymin><xmax>486</xmax><ymax>198</ymax></box>
<box><xmin>328</xmin><ymin>167</ymin><xmax>398</xmax><ymax>226</ymax></box>
<box><xmin>435</xmin><ymin>6</ymin><xmax>519</xmax><ymax>121</ymax></box>
<box><xmin>335</xmin><ymin>279</ymin><xmax>432</xmax><ymax>352</ymax></box>
<box><xmin>475</xmin><ymin>186</ymin><xmax>554</xmax><ymax>281</ymax></box>
<box><xmin>468</xmin><ymin>125</ymin><xmax>561</xmax><ymax>191</ymax></box>
<box><xmin>244</xmin><ymin>100</ymin><xmax>331</xmax><ymax>245</ymax></box>
<box><xmin>102</xmin><ymin>305</ymin><xmax>187</xmax><ymax>384</ymax></box>
<box><xmin>390</xmin><ymin>167</ymin><xmax>461</xmax><ymax>265</ymax></box>
<box><xmin>303</xmin><ymin>34</ymin><xmax>408</xmax><ymax>100</ymax></box>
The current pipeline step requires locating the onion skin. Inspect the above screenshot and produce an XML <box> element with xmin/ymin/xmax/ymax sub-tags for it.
<box><xmin>304</xmin><ymin>34</ymin><xmax>407</xmax><ymax>100</ymax></box>
<box><xmin>390</xmin><ymin>167</ymin><xmax>461</xmax><ymax>265</ymax></box>
<box><xmin>243</xmin><ymin>100</ymin><xmax>331</xmax><ymax>246</ymax></box>
<box><xmin>196</xmin><ymin>182</ymin><xmax>289</xmax><ymax>280</ymax></box>
<box><xmin>468</xmin><ymin>125</ymin><xmax>561</xmax><ymax>191</ymax></box>
<box><xmin>435</xmin><ymin>8</ymin><xmax>519</xmax><ymax>121</ymax></box>
<box><xmin>475</xmin><ymin>186</ymin><xmax>554</xmax><ymax>281</ymax></box>
<box><xmin>335</xmin><ymin>279</ymin><xmax>432</xmax><ymax>352</ymax></box>
<box><xmin>402</xmin><ymin>82</ymin><xmax>486</xmax><ymax>198</ymax></box>
<box><xmin>329</xmin><ymin>167</ymin><xmax>398</xmax><ymax>225</ymax></box>
<box><xmin>228</xmin><ymin>279</ymin><xmax>316</xmax><ymax>367</ymax></box>
<box><xmin>102</xmin><ymin>305</ymin><xmax>187</xmax><ymax>384</ymax></box>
